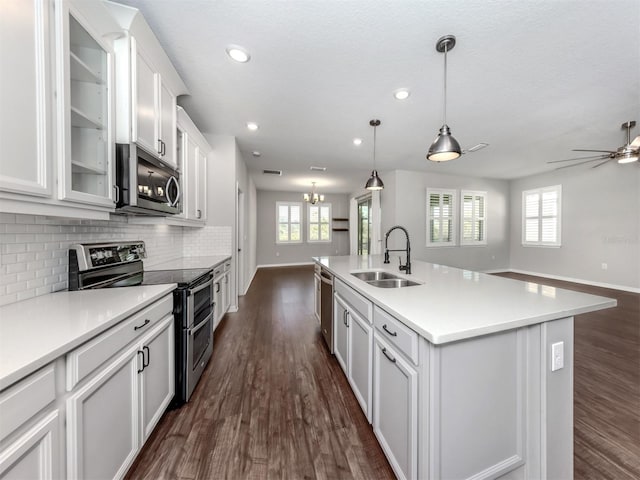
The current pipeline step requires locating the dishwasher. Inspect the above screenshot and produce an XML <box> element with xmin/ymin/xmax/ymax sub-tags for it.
<box><xmin>320</xmin><ymin>267</ymin><xmax>334</xmax><ymax>353</ymax></box>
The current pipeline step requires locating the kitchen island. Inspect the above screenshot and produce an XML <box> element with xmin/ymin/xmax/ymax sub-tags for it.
<box><xmin>314</xmin><ymin>255</ymin><xmax>616</xmax><ymax>480</ymax></box>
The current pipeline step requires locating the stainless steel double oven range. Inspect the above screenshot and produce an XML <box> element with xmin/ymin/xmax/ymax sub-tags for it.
<box><xmin>69</xmin><ymin>241</ymin><xmax>214</xmax><ymax>406</ymax></box>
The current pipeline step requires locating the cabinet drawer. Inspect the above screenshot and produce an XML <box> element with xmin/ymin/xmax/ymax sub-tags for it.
<box><xmin>373</xmin><ymin>306</ymin><xmax>419</xmax><ymax>365</ymax></box>
<box><xmin>224</xmin><ymin>260</ymin><xmax>231</xmax><ymax>271</ymax></box>
<box><xmin>335</xmin><ymin>278</ymin><xmax>372</xmax><ymax>322</ymax></box>
<box><xmin>213</xmin><ymin>265</ymin><xmax>223</xmax><ymax>277</ymax></box>
<box><xmin>66</xmin><ymin>294</ymin><xmax>173</xmax><ymax>390</ymax></box>
<box><xmin>0</xmin><ymin>364</ymin><xmax>56</xmax><ymax>443</ymax></box>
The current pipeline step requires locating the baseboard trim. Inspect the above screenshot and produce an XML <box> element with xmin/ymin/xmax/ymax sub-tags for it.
<box><xmin>243</xmin><ymin>267</ymin><xmax>257</xmax><ymax>295</ymax></box>
<box><xmin>257</xmin><ymin>262</ymin><xmax>315</xmax><ymax>269</ymax></box>
<box><xmin>502</xmin><ymin>269</ymin><xmax>640</xmax><ymax>294</ymax></box>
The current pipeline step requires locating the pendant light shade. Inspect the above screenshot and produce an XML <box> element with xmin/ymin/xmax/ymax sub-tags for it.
<box><xmin>365</xmin><ymin>119</ymin><xmax>384</xmax><ymax>190</ymax></box>
<box><xmin>427</xmin><ymin>35</ymin><xmax>461</xmax><ymax>162</ymax></box>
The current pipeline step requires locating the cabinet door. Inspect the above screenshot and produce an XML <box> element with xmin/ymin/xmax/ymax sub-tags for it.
<box><xmin>159</xmin><ymin>80</ymin><xmax>177</xmax><ymax>167</ymax></box>
<box><xmin>132</xmin><ymin>40</ymin><xmax>158</xmax><ymax>156</ymax></box>
<box><xmin>57</xmin><ymin>4</ymin><xmax>115</xmax><ymax>207</ymax></box>
<box><xmin>0</xmin><ymin>411</ymin><xmax>60</xmax><ymax>480</ymax></box>
<box><xmin>140</xmin><ymin>316</ymin><xmax>174</xmax><ymax>441</ymax></box>
<box><xmin>373</xmin><ymin>336</ymin><xmax>418</xmax><ymax>480</ymax></box>
<box><xmin>67</xmin><ymin>344</ymin><xmax>140</xmax><ymax>480</ymax></box>
<box><xmin>333</xmin><ymin>295</ymin><xmax>349</xmax><ymax>374</ymax></box>
<box><xmin>184</xmin><ymin>135</ymin><xmax>198</xmax><ymax>220</ymax></box>
<box><xmin>223</xmin><ymin>272</ymin><xmax>231</xmax><ymax>313</ymax></box>
<box><xmin>213</xmin><ymin>278</ymin><xmax>223</xmax><ymax>330</ymax></box>
<box><xmin>0</xmin><ymin>0</ymin><xmax>51</xmax><ymax>197</ymax></box>
<box><xmin>195</xmin><ymin>149</ymin><xmax>207</xmax><ymax>220</ymax></box>
<box><xmin>347</xmin><ymin>308</ymin><xmax>373</xmax><ymax>422</ymax></box>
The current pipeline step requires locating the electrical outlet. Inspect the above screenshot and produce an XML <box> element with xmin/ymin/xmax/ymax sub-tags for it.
<box><xmin>601</xmin><ymin>263</ymin><xmax>608</xmax><ymax>270</ymax></box>
<box><xmin>551</xmin><ymin>342</ymin><xmax>564</xmax><ymax>371</ymax></box>
<box><xmin>276</xmin><ymin>252</ymin><xmax>280</xmax><ymax>257</ymax></box>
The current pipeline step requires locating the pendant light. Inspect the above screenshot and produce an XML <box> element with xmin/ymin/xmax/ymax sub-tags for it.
<box><xmin>365</xmin><ymin>119</ymin><xmax>384</xmax><ymax>190</ymax></box>
<box><xmin>427</xmin><ymin>35</ymin><xmax>461</xmax><ymax>162</ymax></box>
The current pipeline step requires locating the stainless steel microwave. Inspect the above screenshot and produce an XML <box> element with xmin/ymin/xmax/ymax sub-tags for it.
<box><xmin>115</xmin><ymin>144</ymin><xmax>181</xmax><ymax>216</ymax></box>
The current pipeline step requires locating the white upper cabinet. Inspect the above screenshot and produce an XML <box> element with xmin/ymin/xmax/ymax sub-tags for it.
<box><xmin>106</xmin><ymin>1</ymin><xmax>188</xmax><ymax>169</ymax></box>
<box><xmin>132</xmin><ymin>40</ymin><xmax>177</xmax><ymax>167</ymax></box>
<box><xmin>177</xmin><ymin>106</ymin><xmax>209</xmax><ymax>224</ymax></box>
<box><xmin>56</xmin><ymin>0</ymin><xmax>116</xmax><ymax>207</ymax></box>
<box><xmin>0</xmin><ymin>0</ymin><xmax>52</xmax><ymax>198</ymax></box>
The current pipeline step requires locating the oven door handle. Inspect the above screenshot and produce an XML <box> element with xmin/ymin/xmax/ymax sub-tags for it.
<box><xmin>190</xmin><ymin>275</ymin><xmax>214</xmax><ymax>296</ymax></box>
<box><xmin>190</xmin><ymin>311</ymin><xmax>214</xmax><ymax>335</ymax></box>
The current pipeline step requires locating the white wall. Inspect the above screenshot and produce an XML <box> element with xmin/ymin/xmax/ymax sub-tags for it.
<box><xmin>256</xmin><ymin>190</ymin><xmax>350</xmax><ymax>266</ymax></box>
<box><xmin>509</xmin><ymin>164</ymin><xmax>640</xmax><ymax>290</ymax></box>
<box><xmin>380</xmin><ymin>169</ymin><xmax>511</xmax><ymax>272</ymax></box>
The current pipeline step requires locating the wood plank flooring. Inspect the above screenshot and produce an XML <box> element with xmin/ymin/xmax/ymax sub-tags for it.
<box><xmin>493</xmin><ymin>272</ymin><xmax>640</xmax><ymax>480</ymax></box>
<box><xmin>126</xmin><ymin>266</ymin><xmax>639</xmax><ymax>479</ymax></box>
<box><xmin>125</xmin><ymin>266</ymin><xmax>395</xmax><ymax>480</ymax></box>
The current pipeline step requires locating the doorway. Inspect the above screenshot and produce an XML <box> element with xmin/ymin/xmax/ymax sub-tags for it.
<box><xmin>357</xmin><ymin>196</ymin><xmax>372</xmax><ymax>255</ymax></box>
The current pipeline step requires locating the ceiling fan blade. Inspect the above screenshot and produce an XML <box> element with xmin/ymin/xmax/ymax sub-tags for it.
<box><xmin>554</xmin><ymin>158</ymin><xmax>609</xmax><ymax>170</ymax></box>
<box><xmin>547</xmin><ymin>155</ymin><xmax>608</xmax><ymax>164</ymax></box>
<box><xmin>572</xmin><ymin>149</ymin><xmax>615</xmax><ymax>153</ymax></box>
<box><xmin>629</xmin><ymin>135</ymin><xmax>640</xmax><ymax>149</ymax></box>
<box><xmin>591</xmin><ymin>159</ymin><xmax>611</xmax><ymax>169</ymax></box>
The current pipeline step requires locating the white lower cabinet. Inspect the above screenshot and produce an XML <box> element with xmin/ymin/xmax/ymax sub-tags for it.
<box><xmin>0</xmin><ymin>411</ymin><xmax>61</xmax><ymax>480</ymax></box>
<box><xmin>66</xmin><ymin>344</ymin><xmax>139</xmax><ymax>480</ymax></box>
<box><xmin>333</xmin><ymin>293</ymin><xmax>373</xmax><ymax>422</ymax></box>
<box><xmin>373</xmin><ymin>335</ymin><xmax>418</xmax><ymax>480</ymax></box>
<box><xmin>67</xmin><ymin>315</ymin><xmax>174</xmax><ymax>480</ymax></box>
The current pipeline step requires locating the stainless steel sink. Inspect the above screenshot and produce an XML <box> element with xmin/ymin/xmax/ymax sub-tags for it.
<box><xmin>351</xmin><ymin>271</ymin><xmax>400</xmax><ymax>281</ymax></box>
<box><xmin>366</xmin><ymin>278</ymin><xmax>422</xmax><ymax>288</ymax></box>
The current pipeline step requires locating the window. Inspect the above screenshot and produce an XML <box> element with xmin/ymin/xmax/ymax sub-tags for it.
<box><xmin>426</xmin><ymin>188</ymin><xmax>456</xmax><ymax>246</ymax></box>
<box><xmin>357</xmin><ymin>196</ymin><xmax>372</xmax><ymax>254</ymax></box>
<box><xmin>276</xmin><ymin>202</ymin><xmax>302</xmax><ymax>244</ymax></box>
<box><xmin>522</xmin><ymin>185</ymin><xmax>561</xmax><ymax>246</ymax></box>
<box><xmin>461</xmin><ymin>190</ymin><xmax>487</xmax><ymax>245</ymax></box>
<box><xmin>308</xmin><ymin>203</ymin><xmax>331</xmax><ymax>242</ymax></box>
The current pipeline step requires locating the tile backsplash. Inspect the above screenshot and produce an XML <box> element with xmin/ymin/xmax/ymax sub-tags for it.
<box><xmin>0</xmin><ymin>213</ymin><xmax>232</xmax><ymax>306</ymax></box>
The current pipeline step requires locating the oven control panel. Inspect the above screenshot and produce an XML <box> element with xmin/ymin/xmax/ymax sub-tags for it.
<box><xmin>70</xmin><ymin>242</ymin><xmax>146</xmax><ymax>271</ymax></box>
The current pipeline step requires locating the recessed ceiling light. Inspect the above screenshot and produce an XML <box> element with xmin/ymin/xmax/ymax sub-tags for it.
<box><xmin>246</xmin><ymin>122</ymin><xmax>259</xmax><ymax>131</ymax></box>
<box><xmin>252</xmin><ymin>151</ymin><xmax>261</xmax><ymax>157</ymax></box>
<box><xmin>353</xmin><ymin>138</ymin><xmax>363</xmax><ymax>146</ymax></box>
<box><xmin>226</xmin><ymin>45</ymin><xmax>250</xmax><ymax>63</ymax></box>
<box><xmin>393</xmin><ymin>89</ymin><xmax>410</xmax><ymax>100</ymax></box>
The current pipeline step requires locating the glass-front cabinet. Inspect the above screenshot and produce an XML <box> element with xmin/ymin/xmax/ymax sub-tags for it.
<box><xmin>57</xmin><ymin>2</ymin><xmax>115</xmax><ymax>207</ymax></box>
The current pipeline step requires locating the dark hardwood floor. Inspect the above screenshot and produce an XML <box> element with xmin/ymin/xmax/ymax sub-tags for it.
<box><xmin>494</xmin><ymin>272</ymin><xmax>640</xmax><ymax>480</ymax></box>
<box><xmin>126</xmin><ymin>266</ymin><xmax>639</xmax><ymax>479</ymax></box>
<box><xmin>125</xmin><ymin>266</ymin><xmax>395</xmax><ymax>480</ymax></box>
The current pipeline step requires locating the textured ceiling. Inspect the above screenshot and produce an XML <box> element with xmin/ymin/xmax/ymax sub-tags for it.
<box><xmin>115</xmin><ymin>0</ymin><xmax>640</xmax><ymax>193</ymax></box>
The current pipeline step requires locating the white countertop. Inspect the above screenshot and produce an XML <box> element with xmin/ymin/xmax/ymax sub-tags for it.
<box><xmin>0</xmin><ymin>284</ymin><xmax>176</xmax><ymax>391</ymax></box>
<box><xmin>146</xmin><ymin>255</ymin><xmax>231</xmax><ymax>271</ymax></box>
<box><xmin>315</xmin><ymin>255</ymin><xmax>617</xmax><ymax>345</ymax></box>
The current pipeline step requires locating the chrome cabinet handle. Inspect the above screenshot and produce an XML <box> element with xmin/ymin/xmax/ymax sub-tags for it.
<box><xmin>345</xmin><ymin>311</ymin><xmax>349</xmax><ymax>328</ymax></box>
<box><xmin>143</xmin><ymin>346</ymin><xmax>150</xmax><ymax>368</ymax></box>
<box><xmin>216</xmin><ymin>282</ymin><xmax>220</xmax><ymax>293</ymax></box>
<box><xmin>382</xmin><ymin>347</ymin><xmax>396</xmax><ymax>363</ymax></box>
<box><xmin>382</xmin><ymin>324</ymin><xmax>397</xmax><ymax>337</ymax></box>
<box><xmin>197</xmin><ymin>209</ymin><xmax>201</xmax><ymax>219</ymax></box>
<box><xmin>165</xmin><ymin>175</ymin><xmax>181</xmax><ymax>207</ymax></box>
<box><xmin>134</xmin><ymin>319</ymin><xmax>150</xmax><ymax>331</ymax></box>
<box><xmin>161</xmin><ymin>140</ymin><xmax>166</xmax><ymax>156</ymax></box>
<box><xmin>113</xmin><ymin>184</ymin><xmax>120</xmax><ymax>204</ymax></box>
<box><xmin>157</xmin><ymin>139</ymin><xmax>163</xmax><ymax>155</ymax></box>
<box><xmin>137</xmin><ymin>350</ymin><xmax>145</xmax><ymax>373</ymax></box>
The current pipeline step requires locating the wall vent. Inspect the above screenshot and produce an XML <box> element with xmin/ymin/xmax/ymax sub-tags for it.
<box><xmin>263</xmin><ymin>169</ymin><xmax>282</xmax><ymax>176</ymax></box>
<box><xmin>310</xmin><ymin>166</ymin><xmax>327</xmax><ymax>172</ymax></box>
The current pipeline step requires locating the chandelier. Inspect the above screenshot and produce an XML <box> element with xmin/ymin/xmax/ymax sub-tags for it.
<box><xmin>303</xmin><ymin>182</ymin><xmax>324</xmax><ymax>204</ymax></box>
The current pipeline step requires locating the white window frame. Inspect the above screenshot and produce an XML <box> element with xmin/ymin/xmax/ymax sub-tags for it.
<box><xmin>426</xmin><ymin>188</ymin><xmax>457</xmax><ymax>247</ymax></box>
<box><xmin>276</xmin><ymin>201</ymin><xmax>303</xmax><ymax>244</ymax></box>
<box><xmin>522</xmin><ymin>185</ymin><xmax>562</xmax><ymax>247</ymax></box>
<box><xmin>460</xmin><ymin>190</ymin><xmax>488</xmax><ymax>246</ymax></box>
<box><xmin>307</xmin><ymin>203</ymin><xmax>332</xmax><ymax>243</ymax></box>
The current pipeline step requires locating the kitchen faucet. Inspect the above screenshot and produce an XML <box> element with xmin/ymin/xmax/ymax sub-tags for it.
<box><xmin>383</xmin><ymin>225</ymin><xmax>411</xmax><ymax>274</ymax></box>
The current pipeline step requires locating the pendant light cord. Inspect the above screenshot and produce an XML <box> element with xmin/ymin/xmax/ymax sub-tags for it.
<box><xmin>443</xmin><ymin>42</ymin><xmax>448</xmax><ymax>125</ymax></box>
<box><xmin>373</xmin><ymin>124</ymin><xmax>377</xmax><ymax>169</ymax></box>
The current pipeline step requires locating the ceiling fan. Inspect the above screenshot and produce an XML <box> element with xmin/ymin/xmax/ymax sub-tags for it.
<box><xmin>548</xmin><ymin>121</ymin><xmax>640</xmax><ymax>170</ymax></box>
